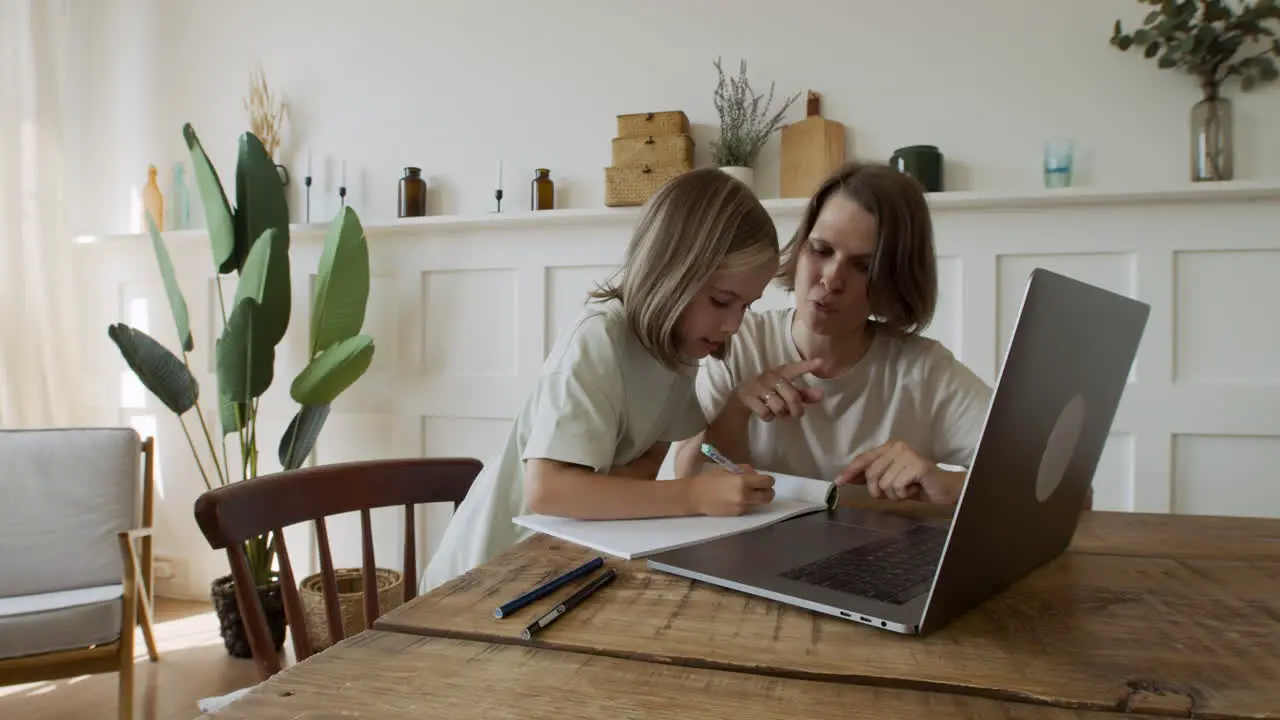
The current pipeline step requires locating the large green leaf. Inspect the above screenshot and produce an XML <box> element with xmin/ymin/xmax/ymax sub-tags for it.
<box><xmin>311</xmin><ymin>206</ymin><xmax>370</xmax><ymax>357</ymax></box>
<box><xmin>215</xmin><ymin>298</ymin><xmax>275</xmax><ymax>406</ymax></box>
<box><xmin>217</xmin><ymin>390</ymin><xmax>247</xmax><ymax>438</ymax></box>
<box><xmin>234</xmin><ymin>132</ymin><xmax>290</xmax><ymax>275</ymax></box>
<box><xmin>279</xmin><ymin>404</ymin><xmax>331</xmax><ymax>470</ymax></box>
<box><xmin>145</xmin><ymin>214</ymin><xmax>192</xmax><ymax>352</ymax></box>
<box><xmin>233</xmin><ymin>228</ymin><xmax>291</xmax><ymax>346</ymax></box>
<box><xmin>183</xmin><ymin>123</ymin><xmax>237</xmax><ymax>275</ymax></box>
<box><xmin>290</xmin><ymin>334</ymin><xmax>375</xmax><ymax>405</ymax></box>
<box><xmin>108</xmin><ymin>323</ymin><xmax>198</xmax><ymax>414</ymax></box>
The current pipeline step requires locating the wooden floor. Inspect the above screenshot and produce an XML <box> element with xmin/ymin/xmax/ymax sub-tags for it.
<box><xmin>0</xmin><ymin>597</ymin><xmax>293</xmax><ymax>720</ymax></box>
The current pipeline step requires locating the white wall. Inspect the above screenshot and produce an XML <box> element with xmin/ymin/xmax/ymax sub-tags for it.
<box><xmin>70</xmin><ymin>0</ymin><xmax>1280</xmax><ymax>234</ymax></box>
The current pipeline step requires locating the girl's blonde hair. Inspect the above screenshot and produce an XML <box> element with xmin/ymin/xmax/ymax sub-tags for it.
<box><xmin>590</xmin><ymin>168</ymin><xmax>778</xmax><ymax>369</ymax></box>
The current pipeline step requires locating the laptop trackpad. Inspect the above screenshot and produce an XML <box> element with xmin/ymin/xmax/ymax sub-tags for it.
<box><xmin>729</xmin><ymin>518</ymin><xmax>887</xmax><ymax>575</ymax></box>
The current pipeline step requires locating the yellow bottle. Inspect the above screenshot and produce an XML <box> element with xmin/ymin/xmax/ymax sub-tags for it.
<box><xmin>142</xmin><ymin>164</ymin><xmax>164</xmax><ymax>231</ymax></box>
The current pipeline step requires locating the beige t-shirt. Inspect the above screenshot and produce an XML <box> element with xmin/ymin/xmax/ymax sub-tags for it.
<box><xmin>696</xmin><ymin>308</ymin><xmax>992</xmax><ymax>484</ymax></box>
<box><xmin>422</xmin><ymin>299</ymin><xmax>706</xmax><ymax>591</ymax></box>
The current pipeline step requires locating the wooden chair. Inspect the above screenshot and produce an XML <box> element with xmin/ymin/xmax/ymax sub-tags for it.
<box><xmin>0</xmin><ymin>428</ymin><xmax>159</xmax><ymax>720</ymax></box>
<box><xmin>192</xmin><ymin>457</ymin><xmax>482</xmax><ymax>680</ymax></box>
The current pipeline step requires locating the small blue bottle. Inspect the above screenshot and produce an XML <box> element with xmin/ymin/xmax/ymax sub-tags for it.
<box><xmin>170</xmin><ymin>162</ymin><xmax>191</xmax><ymax>230</ymax></box>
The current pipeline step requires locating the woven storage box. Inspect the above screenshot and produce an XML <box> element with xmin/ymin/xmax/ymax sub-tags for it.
<box><xmin>604</xmin><ymin>164</ymin><xmax>688</xmax><ymax>207</ymax></box>
<box><xmin>612</xmin><ymin>134</ymin><xmax>694</xmax><ymax>169</ymax></box>
<box><xmin>616</xmin><ymin>110</ymin><xmax>690</xmax><ymax>139</ymax></box>
<box><xmin>300</xmin><ymin>568</ymin><xmax>403</xmax><ymax>651</ymax></box>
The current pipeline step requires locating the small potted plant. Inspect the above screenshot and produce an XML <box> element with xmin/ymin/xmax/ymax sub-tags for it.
<box><xmin>710</xmin><ymin>57</ymin><xmax>799</xmax><ymax>190</ymax></box>
<box><xmin>1110</xmin><ymin>0</ymin><xmax>1280</xmax><ymax>181</ymax></box>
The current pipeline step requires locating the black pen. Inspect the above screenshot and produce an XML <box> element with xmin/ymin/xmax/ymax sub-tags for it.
<box><xmin>494</xmin><ymin>556</ymin><xmax>604</xmax><ymax>618</ymax></box>
<box><xmin>519</xmin><ymin>568</ymin><xmax>617</xmax><ymax>640</ymax></box>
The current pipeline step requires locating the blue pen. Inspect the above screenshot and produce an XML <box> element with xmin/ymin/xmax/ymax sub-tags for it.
<box><xmin>494</xmin><ymin>556</ymin><xmax>604</xmax><ymax>618</ymax></box>
<box><xmin>701</xmin><ymin>442</ymin><xmax>744</xmax><ymax>474</ymax></box>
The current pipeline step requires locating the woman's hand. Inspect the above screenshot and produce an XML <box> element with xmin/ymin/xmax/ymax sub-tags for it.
<box><xmin>835</xmin><ymin>440</ymin><xmax>963</xmax><ymax>505</ymax></box>
<box><xmin>682</xmin><ymin>464</ymin><xmax>775</xmax><ymax>516</ymax></box>
<box><xmin>732</xmin><ymin>358</ymin><xmax>824</xmax><ymax>422</ymax></box>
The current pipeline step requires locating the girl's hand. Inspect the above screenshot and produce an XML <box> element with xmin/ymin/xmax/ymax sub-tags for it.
<box><xmin>732</xmin><ymin>358</ymin><xmax>824</xmax><ymax>422</ymax></box>
<box><xmin>684</xmin><ymin>464</ymin><xmax>775</xmax><ymax>516</ymax></box>
<box><xmin>836</xmin><ymin>440</ymin><xmax>963</xmax><ymax>505</ymax></box>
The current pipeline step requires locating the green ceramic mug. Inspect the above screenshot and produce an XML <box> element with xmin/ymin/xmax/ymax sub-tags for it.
<box><xmin>890</xmin><ymin>145</ymin><xmax>943</xmax><ymax>192</ymax></box>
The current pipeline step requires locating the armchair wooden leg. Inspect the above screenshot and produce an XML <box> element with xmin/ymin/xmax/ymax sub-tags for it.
<box><xmin>118</xmin><ymin>562</ymin><xmax>137</xmax><ymax>720</ymax></box>
<box><xmin>119</xmin><ymin>531</ymin><xmax>160</xmax><ymax>663</ymax></box>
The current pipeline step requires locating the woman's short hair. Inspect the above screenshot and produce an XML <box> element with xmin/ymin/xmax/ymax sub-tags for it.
<box><xmin>776</xmin><ymin>162</ymin><xmax>937</xmax><ymax>335</ymax></box>
<box><xmin>590</xmin><ymin>168</ymin><xmax>778</xmax><ymax>369</ymax></box>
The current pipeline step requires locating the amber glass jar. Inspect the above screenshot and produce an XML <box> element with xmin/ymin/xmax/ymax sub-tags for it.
<box><xmin>399</xmin><ymin>167</ymin><xmax>427</xmax><ymax>217</ymax></box>
<box><xmin>531</xmin><ymin>168</ymin><xmax>554</xmax><ymax>211</ymax></box>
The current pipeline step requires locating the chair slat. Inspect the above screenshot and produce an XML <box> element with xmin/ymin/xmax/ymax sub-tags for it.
<box><xmin>274</xmin><ymin>529</ymin><xmax>312</xmax><ymax>661</ymax></box>
<box><xmin>228</xmin><ymin>541</ymin><xmax>280</xmax><ymax>678</ymax></box>
<box><xmin>403</xmin><ymin>504</ymin><xmax>417</xmax><ymax>603</ymax></box>
<box><xmin>314</xmin><ymin>517</ymin><xmax>344</xmax><ymax>644</ymax></box>
<box><xmin>360</xmin><ymin>508</ymin><xmax>378</xmax><ymax>629</ymax></box>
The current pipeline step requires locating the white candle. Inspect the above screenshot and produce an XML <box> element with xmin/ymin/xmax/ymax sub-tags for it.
<box><xmin>496</xmin><ymin>159</ymin><xmax>503</xmax><ymax>190</ymax></box>
<box><xmin>341</xmin><ymin>159</ymin><xmax>347</xmax><ymax>186</ymax></box>
<box><xmin>306</xmin><ymin>150</ymin><xmax>312</xmax><ymax>177</ymax></box>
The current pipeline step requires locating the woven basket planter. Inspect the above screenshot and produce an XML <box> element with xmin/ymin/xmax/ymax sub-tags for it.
<box><xmin>299</xmin><ymin>567</ymin><xmax>404</xmax><ymax>651</ymax></box>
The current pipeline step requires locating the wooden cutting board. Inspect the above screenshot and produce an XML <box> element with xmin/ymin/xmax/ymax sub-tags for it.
<box><xmin>780</xmin><ymin>91</ymin><xmax>847</xmax><ymax>198</ymax></box>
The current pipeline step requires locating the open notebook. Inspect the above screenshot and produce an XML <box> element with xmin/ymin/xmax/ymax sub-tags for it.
<box><xmin>511</xmin><ymin>471</ymin><xmax>838</xmax><ymax>560</ymax></box>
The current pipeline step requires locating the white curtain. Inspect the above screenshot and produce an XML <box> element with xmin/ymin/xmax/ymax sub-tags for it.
<box><xmin>0</xmin><ymin>0</ymin><xmax>87</xmax><ymax>427</ymax></box>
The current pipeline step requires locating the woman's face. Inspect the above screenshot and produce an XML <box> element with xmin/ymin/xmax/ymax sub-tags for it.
<box><xmin>794</xmin><ymin>192</ymin><xmax>877</xmax><ymax>338</ymax></box>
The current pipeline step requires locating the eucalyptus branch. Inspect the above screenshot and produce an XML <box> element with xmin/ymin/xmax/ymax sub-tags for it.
<box><xmin>1111</xmin><ymin>0</ymin><xmax>1280</xmax><ymax>95</ymax></box>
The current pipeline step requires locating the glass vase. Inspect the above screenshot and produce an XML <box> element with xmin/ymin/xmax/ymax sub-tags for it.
<box><xmin>1191</xmin><ymin>93</ymin><xmax>1233</xmax><ymax>182</ymax></box>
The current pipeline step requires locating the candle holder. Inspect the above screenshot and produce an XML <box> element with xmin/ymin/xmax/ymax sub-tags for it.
<box><xmin>493</xmin><ymin>188</ymin><xmax>504</xmax><ymax>213</ymax></box>
<box><xmin>304</xmin><ymin>174</ymin><xmax>313</xmax><ymax>223</ymax></box>
<box><xmin>339</xmin><ymin>185</ymin><xmax>347</xmax><ymax>209</ymax></box>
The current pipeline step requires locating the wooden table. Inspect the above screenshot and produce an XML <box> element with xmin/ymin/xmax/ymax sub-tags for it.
<box><xmin>204</xmin><ymin>630</ymin><xmax>1129</xmax><ymax>719</ymax></box>
<box><xmin>374</xmin><ymin>509</ymin><xmax>1280</xmax><ymax>719</ymax></box>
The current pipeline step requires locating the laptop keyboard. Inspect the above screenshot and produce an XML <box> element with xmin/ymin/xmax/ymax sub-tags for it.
<box><xmin>778</xmin><ymin>524</ymin><xmax>948</xmax><ymax>605</ymax></box>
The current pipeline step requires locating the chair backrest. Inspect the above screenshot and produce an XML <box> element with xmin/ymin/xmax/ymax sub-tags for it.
<box><xmin>0</xmin><ymin>427</ymin><xmax>143</xmax><ymax>598</ymax></box>
<box><xmin>193</xmin><ymin>457</ymin><xmax>481</xmax><ymax>678</ymax></box>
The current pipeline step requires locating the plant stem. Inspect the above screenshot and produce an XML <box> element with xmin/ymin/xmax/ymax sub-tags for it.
<box><xmin>182</xmin><ymin>352</ymin><xmax>226</xmax><ymax>487</ymax></box>
<box><xmin>178</xmin><ymin>414</ymin><xmax>213</xmax><ymax>492</ymax></box>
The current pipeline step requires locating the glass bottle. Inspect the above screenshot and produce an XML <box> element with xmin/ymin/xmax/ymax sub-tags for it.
<box><xmin>531</xmin><ymin>168</ymin><xmax>554</xmax><ymax>211</ymax></box>
<box><xmin>1191</xmin><ymin>86</ymin><xmax>1233</xmax><ymax>182</ymax></box>
<box><xmin>142</xmin><ymin>164</ymin><xmax>164</xmax><ymax>231</ymax></box>
<box><xmin>170</xmin><ymin>162</ymin><xmax>191</xmax><ymax>230</ymax></box>
<box><xmin>398</xmin><ymin>166</ymin><xmax>427</xmax><ymax>217</ymax></box>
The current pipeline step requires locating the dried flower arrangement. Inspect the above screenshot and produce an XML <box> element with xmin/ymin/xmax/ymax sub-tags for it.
<box><xmin>710</xmin><ymin>57</ymin><xmax>800</xmax><ymax>168</ymax></box>
<box><xmin>243</xmin><ymin>61</ymin><xmax>288</xmax><ymax>160</ymax></box>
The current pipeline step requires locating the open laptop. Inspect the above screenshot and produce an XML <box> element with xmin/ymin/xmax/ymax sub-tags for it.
<box><xmin>646</xmin><ymin>268</ymin><xmax>1150</xmax><ymax>636</ymax></box>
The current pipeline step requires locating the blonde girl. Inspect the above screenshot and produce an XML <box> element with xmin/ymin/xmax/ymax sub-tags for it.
<box><xmin>424</xmin><ymin>169</ymin><xmax>781</xmax><ymax>591</ymax></box>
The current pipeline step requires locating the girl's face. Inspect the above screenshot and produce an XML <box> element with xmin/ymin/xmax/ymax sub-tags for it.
<box><xmin>794</xmin><ymin>192</ymin><xmax>878</xmax><ymax>338</ymax></box>
<box><xmin>677</xmin><ymin>257</ymin><xmax>777</xmax><ymax>359</ymax></box>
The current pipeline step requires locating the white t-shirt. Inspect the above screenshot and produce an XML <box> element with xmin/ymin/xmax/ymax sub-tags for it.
<box><xmin>422</xmin><ymin>299</ymin><xmax>707</xmax><ymax>591</ymax></box>
<box><xmin>696</xmin><ymin>308</ymin><xmax>992</xmax><ymax>484</ymax></box>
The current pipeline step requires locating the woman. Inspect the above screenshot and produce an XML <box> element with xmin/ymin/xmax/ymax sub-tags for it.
<box><xmin>673</xmin><ymin>162</ymin><xmax>991</xmax><ymax>504</ymax></box>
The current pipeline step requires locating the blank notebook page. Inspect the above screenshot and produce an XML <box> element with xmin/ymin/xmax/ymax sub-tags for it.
<box><xmin>511</xmin><ymin>471</ymin><xmax>836</xmax><ymax>560</ymax></box>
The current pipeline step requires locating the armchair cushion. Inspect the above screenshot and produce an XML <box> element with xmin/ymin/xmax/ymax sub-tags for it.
<box><xmin>0</xmin><ymin>584</ymin><xmax>123</xmax><ymax>659</ymax></box>
<box><xmin>0</xmin><ymin>428</ymin><xmax>140</xmax><ymax>597</ymax></box>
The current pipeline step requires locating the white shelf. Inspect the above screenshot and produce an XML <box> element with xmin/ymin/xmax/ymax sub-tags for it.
<box><xmin>75</xmin><ymin>179</ymin><xmax>1280</xmax><ymax>245</ymax></box>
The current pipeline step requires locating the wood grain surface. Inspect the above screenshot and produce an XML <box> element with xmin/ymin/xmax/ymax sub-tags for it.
<box><xmin>835</xmin><ymin>500</ymin><xmax>1280</xmax><ymax>563</ymax></box>
<box><xmin>376</xmin><ymin>532</ymin><xmax>1280</xmax><ymax>719</ymax></box>
<box><xmin>201</xmin><ymin>630</ymin><xmax>1129</xmax><ymax>719</ymax></box>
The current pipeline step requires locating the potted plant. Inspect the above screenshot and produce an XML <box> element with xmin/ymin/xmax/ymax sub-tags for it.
<box><xmin>1110</xmin><ymin>0</ymin><xmax>1280</xmax><ymax>181</ymax></box>
<box><xmin>710</xmin><ymin>57</ymin><xmax>799</xmax><ymax>190</ymax></box>
<box><xmin>107</xmin><ymin>122</ymin><xmax>375</xmax><ymax>659</ymax></box>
